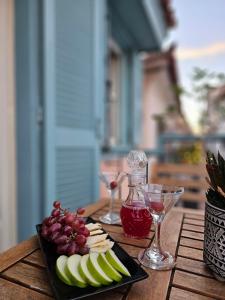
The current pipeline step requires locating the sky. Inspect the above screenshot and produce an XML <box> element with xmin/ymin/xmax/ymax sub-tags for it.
<box><xmin>168</xmin><ymin>0</ymin><xmax>225</xmax><ymax>133</ymax></box>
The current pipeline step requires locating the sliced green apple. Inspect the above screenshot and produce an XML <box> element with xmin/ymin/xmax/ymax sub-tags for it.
<box><xmin>105</xmin><ymin>250</ymin><xmax>131</xmax><ymax>277</ymax></box>
<box><xmin>66</xmin><ymin>254</ymin><xmax>87</xmax><ymax>288</ymax></box>
<box><xmin>87</xmin><ymin>252</ymin><xmax>113</xmax><ymax>285</ymax></box>
<box><xmin>98</xmin><ymin>253</ymin><xmax>122</xmax><ymax>282</ymax></box>
<box><xmin>79</xmin><ymin>254</ymin><xmax>101</xmax><ymax>287</ymax></box>
<box><xmin>56</xmin><ymin>255</ymin><xmax>75</xmax><ymax>286</ymax></box>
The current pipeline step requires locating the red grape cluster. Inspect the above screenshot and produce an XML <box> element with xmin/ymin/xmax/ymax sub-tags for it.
<box><xmin>41</xmin><ymin>201</ymin><xmax>90</xmax><ymax>256</ymax></box>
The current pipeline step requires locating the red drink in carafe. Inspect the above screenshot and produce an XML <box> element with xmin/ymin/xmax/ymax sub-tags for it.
<box><xmin>120</xmin><ymin>201</ymin><xmax>152</xmax><ymax>238</ymax></box>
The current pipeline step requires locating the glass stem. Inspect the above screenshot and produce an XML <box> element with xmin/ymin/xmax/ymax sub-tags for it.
<box><xmin>153</xmin><ymin>220</ymin><xmax>162</xmax><ymax>253</ymax></box>
<box><xmin>109</xmin><ymin>191</ymin><xmax>115</xmax><ymax>216</ymax></box>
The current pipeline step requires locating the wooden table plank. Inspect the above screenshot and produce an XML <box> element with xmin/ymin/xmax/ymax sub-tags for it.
<box><xmin>101</xmin><ymin>223</ymin><xmax>154</xmax><ymax>239</ymax></box>
<box><xmin>183</xmin><ymin>218</ymin><xmax>205</xmax><ymax>226</ymax></box>
<box><xmin>1</xmin><ymin>261</ymin><xmax>53</xmax><ymax>297</ymax></box>
<box><xmin>178</xmin><ymin>245</ymin><xmax>203</xmax><ymax>261</ymax></box>
<box><xmin>0</xmin><ymin>278</ymin><xmax>53</xmax><ymax>300</ymax></box>
<box><xmin>181</xmin><ymin>230</ymin><xmax>204</xmax><ymax>240</ymax></box>
<box><xmin>182</xmin><ymin>223</ymin><xmax>204</xmax><ymax>233</ymax></box>
<box><xmin>109</xmin><ymin>232</ymin><xmax>150</xmax><ymax>248</ymax></box>
<box><xmin>118</xmin><ymin>243</ymin><xmax>143</xmax><ymax>258</ymax></box>
<box><xmin>173</xmin><ymin>270</ymin><xmax>225</xmax><ymax>300</ymax></box>
<box><xmin>170</xmin><ymin>287</ymin><xmax>217</xmax><ymax>300</ymax></box>
<box><xmin>127</xmin><ymin>210</ymin><xmax>183</xmax><ymax>300</ymax></box>
<box><xmin>0</xmin><ymin>236</ymin><xmax>39</xmax><ymax>273</ymax></box>
<box><xmin>185</xmin><ymin>213</ymin><xmax>205</xmax><ymax>220</ymax></box>
<box><xmin>176</xmin><ymin>257</ymin><xmax>213</xmax><ymax>278</ymax></box>
<box><xmin>179</xmin><ymin>237</ymin><xmax>203</xmax><ymax>250</ymax></box>
<box><xmin>23</xmin><ymin>249</ymin><xmax>46</xmax><ymax>268</ymax></box>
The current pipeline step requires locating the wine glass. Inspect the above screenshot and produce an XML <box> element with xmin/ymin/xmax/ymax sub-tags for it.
<box><xmin>138</xmin><ymin>184</ymin><xmax>184</xmax><ymax>270</ymax></box>
<box><xmin>99</xmin><ymin>171</ymin><xmax>126</xmax><ymax>224</ymax></box>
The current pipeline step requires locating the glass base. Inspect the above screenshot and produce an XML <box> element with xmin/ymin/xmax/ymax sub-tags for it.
<box><xmin>99</xmin><ymin>212</ymin><xmax>121</xmax><ymax>224</ymax></box>
<box><xmin>138</xmin><ymin>248</ymin><xmax>176</xmax><ymax>270</ymax></box>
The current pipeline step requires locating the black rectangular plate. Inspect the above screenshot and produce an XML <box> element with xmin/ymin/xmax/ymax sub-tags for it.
<box><xmin>36</xmin><ymin>217</ymin><xmax>148</xmax><ymax>300</ymax></box>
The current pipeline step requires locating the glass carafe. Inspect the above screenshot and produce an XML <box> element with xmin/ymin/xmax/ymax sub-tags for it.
<box><xmin>120</xmin><ymin>150</ymin><xmax>152</xmax><ymax>238</ymax></box>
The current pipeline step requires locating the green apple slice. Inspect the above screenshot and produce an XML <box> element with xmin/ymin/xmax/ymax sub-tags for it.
<box><xmin>56</xmin><ymin>255</ymin><xmax>75</xmax><ymax>286</ymax></box>
<box><xmin>105</xmin><ymin>250</ymin><xmax>131</xmax><ymax>277</ymax></box>
<box><xmin>66</xmin><ymin>254</ymin><xmax>87</xmax><ymax>288</ymax></box>
<box><xmin>79</xmin><ymin>254</ymin><xmax>101</xmax><ymax>287</ymax></box>
<box><xmin>98</xmin><ymin>253</ymin><xmax>122</xmax><ymax>282</ymax></box>
<box><xmin>87</xmin><ymin>253</ymin><xmax>113</xmax><ymax>285</ymax></box>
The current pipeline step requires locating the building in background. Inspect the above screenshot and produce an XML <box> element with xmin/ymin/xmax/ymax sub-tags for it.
<box><xmin>141</xmin><ymin>45</ymin><xmax>191</xmax><ymax>151</ymax></box>
<box><xmin>0</xmin><ymin>0</ymin><xmax>175</xmax><ymax>249</ymax></box>
<box><xmin>207</xmin><ymin>85</ymin><xmax>225</xmax><ymax>134</ymax></box>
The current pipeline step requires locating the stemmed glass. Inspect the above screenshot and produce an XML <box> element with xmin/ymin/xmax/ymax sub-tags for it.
<box><xmin>99</xmin><ymin>172</ymin><xmax>126</xmax><ymax>224</ymax></box>
<box><xmin>138</xmin><ymin>184</ymin><xmax>184</xmax><ymax>270</ymax></box>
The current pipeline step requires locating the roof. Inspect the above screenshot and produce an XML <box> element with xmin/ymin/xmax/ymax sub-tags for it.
<box><xmin>160</xmin><ymin>0</ymin><xmax>177</xmax><ymax>28</ymax></box>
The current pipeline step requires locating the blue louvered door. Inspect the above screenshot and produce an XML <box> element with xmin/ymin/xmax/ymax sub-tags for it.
<box><xmin>43</xmin><ymin>0</ymin><xmax>106</xmax><ymax>214</ymax></box>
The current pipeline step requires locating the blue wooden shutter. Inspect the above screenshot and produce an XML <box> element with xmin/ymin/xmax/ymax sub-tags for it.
<box><xmin>131</xmin><ymin>52</ymin><xmax>143</xmax><ymax>146</ymax></box>
<box><xmin>43</xmin><ymin>0</ymin><xmax>106</xmax><ymax>214</ymax></box>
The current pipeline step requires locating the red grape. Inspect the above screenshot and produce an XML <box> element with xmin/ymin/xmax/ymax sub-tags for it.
<box><xmin>58</xmin><ymin>215</ymin><xmax>66</xmax><ymax>224</ymax></box>
<box><xmin>48</xmin><ymin>222</ymin><xmax>62</xmax><ymax>234</ymax></box>
<box><xmin>65</xmin><ymin>213</ymin><xmax>75</xmax><ymax>224</ymax></box>
<box><xmin>79</xmin><ymin>246</ymin><xmax>89</xmax><ymax>255</ymax></box>
<box><xmin>41</xmin><ymin>201</ymin><xmax>90</xmax><ymax>256</ymax></box>
<box><xmin>82</xmin><ymin>227</ymin><xmax>90</xmax><ymax>237</ymax></box>
<box><xmin>63</xmin><ymin>225</ymin><xmax>73</xmax><ymax>236</ymax></box>
<box><xmin>51</xmin><ymin>209</ymin><xmax>60</xmax><ymax>218</ymax></box>
<box><xmin>77</xmin><ymin>207</ymin><xmax>85</xmax><ymax>215</ymax></box>
<box><xmin>75</xmin><ymin>234</ymin><xmax>86</xmax><ymax>246</ymax></box>
<box><xmin>110</xmin><ymin>181</ymin><xmax>117</xmax><ymax>189</ymax></box>
<box><xmin>44</xmin><ymin>216</ymin><xmax>54</xmax><ymax>226</ymax></box>
<box><xmin>56</xmin><ymin>243</ymin><xmax>70</xmax><ymax>254</ymax></box>
<box><xmin>50</xmin><ymin>231</ymin><xmax>61</xmax><ymax>242</ymax></box>
<box><xmin>43</xmin><ymin>217</ymin><xmax>50</xmax><ymax>225</ymax></box>
<box><xmin>49</xmin><ymin>217</ymin><xmax>57</xmax><ymax>226</ymax></box>
<box><xmin>53</xmin><ymin>200</ymin><xmax>61</xmax><ymax>209</ymax></box>
<box><xmin>67</xmin><ymin>241</ymin><xmax>78</xmax><ymax>256</ymax></box>
<box><xmin>77</xmin><ymin>224</ymin><xmax>85</xmax><ymax>233</ymax></box>
<box><xmin>72</xmin><ymin>219</ymin><xmax>81</xmax><ymax>231</ymax></box>
<box><xmin>78</xmin><ymin>218</ymin><xmax>85</xmax><ymax>225</ymax></box>
<box><xmin>54</xmin><ymin>235</ymin><xmax>68</xmax><ymax>245</ymax></box>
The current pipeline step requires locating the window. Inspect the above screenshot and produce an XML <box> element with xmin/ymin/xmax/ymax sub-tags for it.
<box><xmin>105</xmin><ymin>40</ymin><xmax>122</xmax><ymax>147</ymax></box>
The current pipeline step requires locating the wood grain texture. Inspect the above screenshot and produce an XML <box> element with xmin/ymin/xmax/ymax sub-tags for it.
<box><xmin>178</xmin><ymin>245</ymin><xmax>203</xmax><ymax>261</ymax></box>
<box><xmin>109</xmin><ymin>232</ymin><xmax>150</xmax><ymax>248</ymax></box>
<box><xmin>179</xmin><ymin>237</ymin><xmax>203</xmax><ymax>250</ymax></box>
<box><xmin>182</xmin><ymin>223</ymin><xmax>204</xmax><ymax>233</ymax></box>
<box><xmin>183</xmin><ymin>218</ymin><xmax>204</xmax><ymax>226</ymax></box>
<box><xmin>101</xmin><ymin>223</ymin><xmax>154</xmax><ymax>239</ymax></box>
<box><xmin>118</xmin><ymin>243</ymin><xmax>143</xmax><ymax>258</ymax></box>
<box><xmin>1</xmin><ymin>262</ymin><xmax>53</xmax><ymax>296</ymax></box>
<box><xmin>185</xmin><ymin>213</ymin><xmax>205</xmax><ymax>220</ymax></box>
<box><xmin>181</xmin><ymin>230</ymin><xmax>204</xmax><ymax>240</ymax></box>
<box><xmin>127</xmin><ymin>211</ymin><xmax>183</xmax><ymax>300</ymax></box>
<box><xmin>0</xmin><ymin>236</ymin><xmax>39</xmax><ymax>272</ymax></box>
<box><xmin>176</xmin><ymin>256</ymin><xmax>213</xmax><ymax>278</ymax></box>
<box><xmin>170</xmin><ymin>287</ymin><xmax>216</xmax><ymax>300</ymax></box>
<box><xmin>0</xmin><ymin>278</ymin><xmax>53</xmax><ymax>300</ymax></box>
<box><xmin>23</xmin><ymin>249</ymin><xmax>46</xmax><ymax>268</ymax></box>
<box><xmin>173</xmin><ymin>270</ymin><xmax>225</xmax><ymax>300</ymax></box>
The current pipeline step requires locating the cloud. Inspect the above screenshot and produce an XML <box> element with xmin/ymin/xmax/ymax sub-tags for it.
<box><xmin>176</xmin><ymin>42</ymin><xmax>225</xmax><ymax>60</ymax></box>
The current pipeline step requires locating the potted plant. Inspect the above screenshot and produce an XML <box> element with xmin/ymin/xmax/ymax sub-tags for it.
<box><xmin>204</xmin><ymin>151</ymin><xmax>225</xmax><ymax>281</ymax></box>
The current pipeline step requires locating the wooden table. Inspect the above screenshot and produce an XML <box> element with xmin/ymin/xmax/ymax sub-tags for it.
<box><xmin>0</xmin><ymin>199</ymin><xmax>225</xmax><ymax>300</ymax></box>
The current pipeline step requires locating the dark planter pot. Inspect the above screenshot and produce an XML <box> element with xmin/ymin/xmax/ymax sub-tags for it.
<box><xmin>204</xmin><ymin>200</ymin><xmax>225</xmax><ymax>281</ymax></box>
